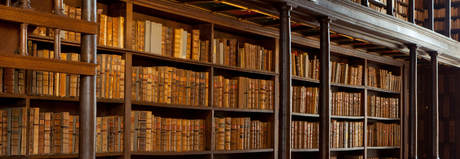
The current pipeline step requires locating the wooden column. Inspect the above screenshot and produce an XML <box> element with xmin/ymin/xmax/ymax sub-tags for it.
<box><xmin>409</xmin><ymin>0</ymin><xmax>415</xmax><ymax>23</ymax></box>
<box><xmin>362</xmin><ymin>0</ymin><xmax>369</xmax><ymax>7</ymax></box>
<box><xmin>387</xmin><ymin>0</ymin><xmax>394</xmax><ymax>16</ymax></box>
<box><xmin>279</xmin><ymin>3</ymin><xmax>292</xmax><ymax>159</ymax></box>
<box><xmin>445</xmin><ymin>0</ymin><xmax>451</xmax><ymax>37</ymax></box>
<box><xmin>80</xmin><ymin>0</ymin><xmax>97</xmax><ymax>159</ymax></box>
<box><xmin>319</xmin><ymin>17</ymin><xmax>330</xmax><ymax>159</ymax></box>
<box><xmin>429</xmin><ymin>51</ymin><xmax>439</xmax><ymax>159</ymax></box>
<box><xmin>427</xmin><ymin>0</ymin><xmax>434</xmax><ymax>30</ymax></box>
<box><xmin>408</xmin><ymin>44</ymin><xmax>418</xmax><ymax>159</ymax></box>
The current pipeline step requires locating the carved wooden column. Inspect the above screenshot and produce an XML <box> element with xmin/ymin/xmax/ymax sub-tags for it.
<box><xmin>279</xmin><ymin>3</ymin><xmax>292</xmax><ymax>159</ymax></box>
<box><xmin>429</xmin><ymin>51</ymin><xmax>439</xmax><ymax>159</ymax></box>
<box><xmin>445</xmin><ymin>0</ymin><xmax>451</xmax><ymax>37</ymax></box>
<box><xmin>408</xmin><ymin>44</ymin><xmax>418</xmax><ymax>159</ymax></box>
<box><xmin>319</xmin><ymin>17</ymin><xmax>331</xmax><ymax>159</ymax></box>
<box><xmin>80</xmin><ymin>0</ymin><xmax>97</xmax><ymax>158</ymax></box>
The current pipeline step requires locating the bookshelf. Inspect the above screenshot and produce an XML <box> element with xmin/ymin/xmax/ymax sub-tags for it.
<box><xmin>0</xmin><ymin>0</ymin><xmax>411</xmax><ymax>159</ymax></box>
<box><xmin>290</xmin><ymin>43</ymin><xmax>403</xmax><ymax>159</ymax></box>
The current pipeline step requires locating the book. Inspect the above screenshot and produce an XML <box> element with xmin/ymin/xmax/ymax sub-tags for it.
<box><xmin>215</xmin><ymin>116</ymin><xmax>271</xmax><ymax>150</ymax></box>
<box><xmin>131</xmin><ymin>66</ymin><xmax>208</xmax><ymax>106</ymax></box>
<box><xmin>291</xmin><ymin>120</ymin><xmax>319</xmax><ymax>149</ymax></box>
<box><xmin>31</xmin><ymin>4</ymin><xmax>124</xmax><ymax>48</ymax></box>
<box><xmin>213</xmin><ymin>39</ymin><xmax>273</xmax><ymax>71</ymax></box>
<box><xmin>368</xmin><ymin>94</ymin><xmax>399</xmax><ymax>118</ymax></box>
<box><xmin>130</xmin><ymin>111</ymin><xmax>205</xmax><ymax>152</ymax></box>
<box><xmin>213</xmin><ymin>76</ymin><xmax>274</xmax><ymax>110</ymax></box>
<box><xmin>331</xmin><ymin>120</ymin><xmax>364</xmax><ymax>148</ymax></box>
<box><xmin>367</xmin><ymin>122</ymin><xmax>400</xmax><ymax>147</ymax></box>
<box><xmin>292</xmin><ymin>86</ymin><xmax>319</xmax><ymax>114</ymax></box>
<box><xmin>367</xmin><ymin>66</ymin><xmax>401</xmax><ymax>92</ymax></box>
<box><xmin>331</xmin><ymin>91</ymin><xmax>362</xmax><ymax>116</ymax></box>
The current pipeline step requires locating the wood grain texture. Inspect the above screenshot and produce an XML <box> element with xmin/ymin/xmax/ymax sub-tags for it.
<box><xmin>0</xmin><ymin>54</ymin><xmax>96</xmax><ymax>75</ymax></box>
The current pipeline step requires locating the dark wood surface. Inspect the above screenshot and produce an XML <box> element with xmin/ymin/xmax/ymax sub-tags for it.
<box><xmin>409</xmin><ymin>44</ymin><xmax>418</xmax><ymax>159</ymax></box>
<box><xmin>319</xmin><ymin>17</ymin><xmax>331</xmax><ymax>159</ymax></box>
<box><xmin>0</xmin><ymin>54</ymin><xmax>97</xmax><ymax>75</ymax></box>
<box><xmin>0</xmin><ymin>5</ymin><xmax>97</xmax><ymax>34</ymax></box>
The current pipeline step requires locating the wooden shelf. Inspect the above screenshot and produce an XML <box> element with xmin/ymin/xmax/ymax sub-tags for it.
<box><xmin>28</xmin><ymin>152</ymin><xmax>122</xmax><ymax>158</ymax></box>
<box><xmin>366</xmin><ymin>86</ymin><xmax>400</xmax><ymax>94</ymax></box>
<box><xmin>132</xmin><ymin>101</ymin><xmax>211</xmax><ymax>111</ymax></box>
<box><xmin>369</xmin><ymin>0</ymin><xmax>387</xmax><ymax>7</ymax></box>
<box><xmin>291</xmin><ymin>149</ymin><xmax>319</xmax><ymax>152</ymax></box>
<box><xmin>29</xmin><ymin>35</ymin><xmax>129</xmax><ymax>54</ymax></box>
<box><xmin>131</xmin><ymin>50</ymin><xmax>212</xmax><ymax>68</ymax></box>
<box><xmin>0</xmin><ymin>93</ymin><xmax>26</xmax><ymax>99</ymax></box>
<box><xmin>213</xmin><ymin>64</ymin><xmax>277</xmax><ymax>77</ymax></box>
<box><xmin>330</xmin><ymin>147</ymin><xmax>365</xmax><ymax>151</ymax></box>
<box><xmin>213</xmin><ymin>149</ymin><xmax>274</xmax><ymax>154</ymax></box>
<box><xmin>213</xmin><ymin>107</ymin><xmax>274</xmax><ymax>114</ymax></box>
<box><xmin>332</xmin><ymin>83</ymin><xmax>365</xmax><ymax>90</ymax></box>
<box><xmin>0</xmin><ymin>5</ymin><xmax>97</xmax><ymax>34</ymax></box>
<box><xmin>292</xmin><ymin>112</ymin><xmax>320</xmax><ymax>118</ymax></box>
<box><xmin>0</xmin><ymin>54</ymin><xmax>96</xmax><ymax>76</ymax></box>
<box><xmin>331</xmin><ymin>115</ymin><xmax>365</xmax><ymax>120</ymax></box>
<box><xmin>368</xmin><ymin>116</ymin><xmax>401</xmax><ymax>121</ymax></box>
<box><xmin>292</xmin><ymin>76</ymin><xmax>320</xmax><ymax>84</ymax></box>
<box><xmin>131</xmin><ymin>151</ymin><xmax>211</xmax><ymax>156</ymax></box>
<box><xmin>367</xmin><ymin>146</ymin><xmax>400</xmax><ymax>150</ymax></box>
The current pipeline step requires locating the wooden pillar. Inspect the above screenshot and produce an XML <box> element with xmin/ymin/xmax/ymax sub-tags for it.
<box><xmin>409</xmin><ymin>0</ymin><xmax>415</xmax><ymax>23</ymax></box>
<box><xmin>387</xmin><ymin>0</ymin><xmax>394</xmax><ymax>16</ymax></box>
<box><xmin>279</xmin><ymin>3</ymin><xmax>292</xmax><ymax>159</ymax></box>
<box><xmin>319</xmin><ymin>17</ymin><xmax>331</xmax><ymax>159</ymax></box>
<box><xmin>361</xmin><ymin>0</ymin><xmax>369</xmax><ymax>7</ymax></box>
<box><xmin>429</xmin><ymin>51</ymin><xmax>439</xmax><ymax>159</ymax></box>
<box><xmin>80</xmin><ymin>0</ymin><xmax>97</xmax><ymax>159</ymax></box>
<box><xmin>408</xmin><ymin>44</ymin><xmax>418</xmax><ymax>159</ymax></box>
<box><xmin>445</xmin><ymin>0</ymin><xmax>451</xmax><ymax>37</ymax></box>
<box><xmin>427</xmin><ymin>0</ymin><xmax>434</xmax><ymax>30</ymax></box>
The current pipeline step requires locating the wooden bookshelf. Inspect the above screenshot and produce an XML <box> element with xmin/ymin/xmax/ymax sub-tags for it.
<box><xmin>0</xmin><ymin>0</ymin><xmax>412</xmax><ymax>159</ymax></box>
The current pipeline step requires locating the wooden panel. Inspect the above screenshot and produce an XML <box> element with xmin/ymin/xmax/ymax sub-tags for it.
<box><xmin>0</xmin><ymin>54</ymin><xmax>96</xmax><ymax>75</ymax></box>
<box><xmin>0</xmin><ymin>5</ymin><xmax>97</xmax><ymax>34</ymax></box>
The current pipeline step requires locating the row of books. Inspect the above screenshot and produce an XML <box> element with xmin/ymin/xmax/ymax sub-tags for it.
<box><xmin>331</xmin><ymin>61</ymin><xmax>363</xmax><ymax>86</ymax></box>
<box><xmin>0</xmin><ymin>108</ymin><xmax>27</xmax><ymax>156</ymax></box>
<box><xmin>368</xmin><ymin>95</ymin><xmax>399</xmax><ymax>118</ymax></box>
<box><xmin>131</xmin><ymin>66</ymin><xmax>209</xmax><ymax>106</ymax></box>
<box><xmin>213</xmin><ymin>76</ymin><xmax>274</xmax><ymax>110</ymax></box>
<box><xmin>367</xmin><ymin>122</ymin><xmax>400</xmax><ymax>147</ymax></box>
<box><xmin>452</xmin><ymin>19</ymin><xmax>460</xmax><ymax>29</ymax></box>
<box><xmin>31</xmin><ymin>3</ymin><xmax>82</xmax><ymax>43</ymax></box>
<box><xmin>96</xmin><ymin>116</ymin><xmax>123</xmax><ymax>153</ymax></box>
<box><xmin>28</xmin><ymin>108</ymin><xmax>80</xmax><ymax>155</ymax></box>
<box><xmin>368</xmin><ymin>158</ymin><xmax>398</xmax><ymax>159</ymax></box>
<box><xmin>434</xmin><ymin>21</ymin><xmax>445</xmax><ymax>32</ymax></box>
<box><xmin>0</xmin><ymin>68</ymin><xmax>25</xmax><ymax>95</ymax></box>
<box><xmin>291</xmin><ymin>121</ymin><xmax>318</xmax><ymax>149</ymax></box>
<box><xmin>96</xmin><ymin>54</ymin><xmax>125</xmax><ymax>100</ymax></box>
<box><xmin>31</xmin><ymin>4</ymin><xmax>124</xmax><ymax>49</ymax></box>
<box><xmin>395</xmin><ymin>0</ymin><xmax>408</xmax><ymax>21</ymax></box>
<box><xmin>434</xmin><ymin>8</ymin><xmax>446</xmax><ymax>18</ymax></box>
<box><xmin>214</xmin><ymin>39</ymin><xmax>273</xmax><ymax>71</ymax></box>
<box><xmin>215</xmin><ymin>117</ymin><xmax>271</xmax><ymax>150</ymax></box>
<box><xmin>415</xmin><ymin>9</ymin><xmax>428</xmax><ymax>26</ymax></box>
<box><xmin>330</xmin><ymin>120</ymin><xmax>364</xmax><ymax>148</ymax></box>
<box><xmin>370</xmin><ymin>1</ymin><xmax>387</xmax><ymax>14</ymax></box>
<box><xmin>367</xmin><ymin>66</ymin><xmax>401</xmax><ymax>92</ymax></box>
<box><xmin>133</xmin><ymin>20</ymin><xmax>209</xmax><ymax>62</ymax></box>
<box><xmin>331</xmin><ymin>91</ymin><xmax>362</xmax><ymax>116</ymax></box>
<box><xmin>331</xmin><ymin>155</ymin><xmax>363</xmax><ymax>159</ymax></box>
<box><xmin>292</xmin><ymin>86</ymin><xmax>319</xmax><ymax>114</ymax></box>
<box><xmin>291</xmin><ymin>50</ymin><xmax>319</xmax><ymax>80</ymax></box>
<box><xmin>29</xmin><ymin>46</ymin><xmax>80</xmax><ymax>97</ymax></box>
<box><xmin>98</xmin><ymin>13</ymin><xmax>124</xmax><ymax>48</ymax></box>
<box><xmin>131</xmin><ymin>111</ymin><xmax>205</xmax><ymax>152</ymax></box>
<box><xmin>453</xmin><ymin>33</ymin><xmax>460</xmax><ymax>41</ymax></box>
